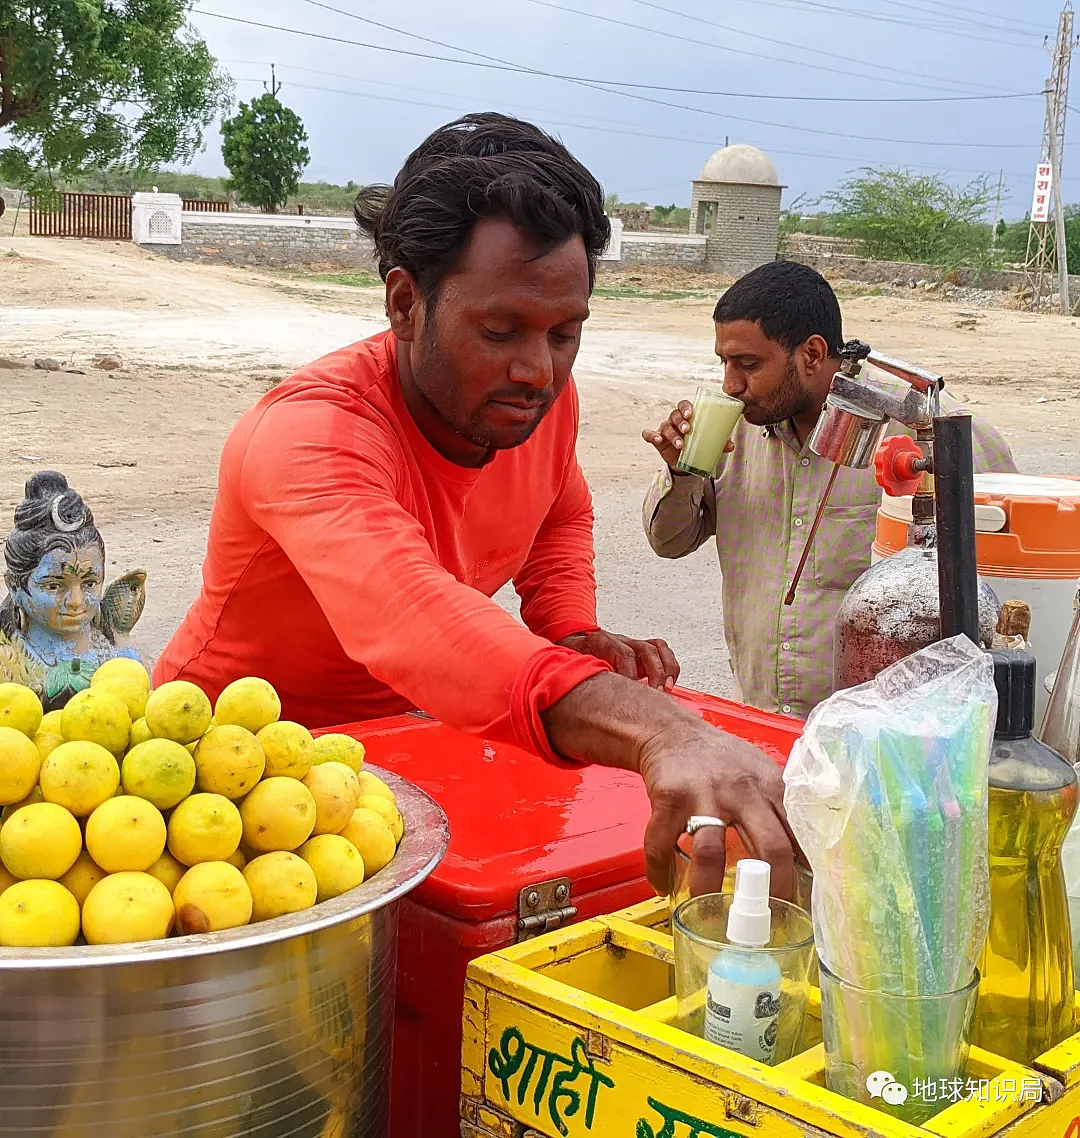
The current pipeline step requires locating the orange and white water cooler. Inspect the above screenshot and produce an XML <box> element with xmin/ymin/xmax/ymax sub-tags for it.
<box><xmin>873</xmin><ymin>473</ymin><xmax>1080</xmax><ymax>720</ymax></box>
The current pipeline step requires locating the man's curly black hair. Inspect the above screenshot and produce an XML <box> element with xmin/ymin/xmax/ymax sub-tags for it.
<box><xmin>354</xmin><ymin>112</ymin><xmax>610</xmax><ymax>302</ymax></box>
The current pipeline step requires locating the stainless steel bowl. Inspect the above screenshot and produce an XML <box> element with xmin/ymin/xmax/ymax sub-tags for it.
<box><xmin>0</xmin><ymin>766</ymin><xmax>448</xmax><ymax>1137</ymax></box>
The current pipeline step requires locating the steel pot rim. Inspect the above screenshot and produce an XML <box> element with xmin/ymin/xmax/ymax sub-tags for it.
<box><xmin>0</xmin><ymin>764</ymin><xmax>449</xmax><ymax>970</ymax></box>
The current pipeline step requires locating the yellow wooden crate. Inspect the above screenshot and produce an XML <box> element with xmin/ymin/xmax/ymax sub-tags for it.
<box><xmin>461</xmin><ymin>897</ymin><xmax>1080</xmax><ymax>1138</ymax></box>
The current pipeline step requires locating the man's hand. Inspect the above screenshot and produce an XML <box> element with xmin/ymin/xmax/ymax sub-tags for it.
<box><xmin>637</xmin><ymin>718</ymin><xmax>796</xmax><ymax>900</ymax></box>
<box><xmin>541</xmin><ymin>673</ymin><xmax>797</xmax><ymax>900</ymax></box>
<box><xmin>559</xmin><ymin>630</ymin><xmax>680</xmax><ymax>690</ymax></box>
<box><xmin>643</xmin><ymin>400</ymin><xmax>734</xmax><ymax>469</ymax></box>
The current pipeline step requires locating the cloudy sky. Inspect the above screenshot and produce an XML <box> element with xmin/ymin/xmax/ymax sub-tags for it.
<box><xmin>185</xmin><ymin>0</ymin><xmax>1073</xmax><ymax>217</ymax></box>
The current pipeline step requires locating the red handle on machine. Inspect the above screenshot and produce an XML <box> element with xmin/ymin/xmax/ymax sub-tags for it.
<box><xmin>874</xmin><ymin>436</ymin><xmax>925</xmax><ymax>497</ymax></box>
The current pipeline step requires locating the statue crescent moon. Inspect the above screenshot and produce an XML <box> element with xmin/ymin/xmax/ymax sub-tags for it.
<box><xmin>50</xmin><ymin>497</ymin><xmax>85</xmax><ymax>533</ymax></box>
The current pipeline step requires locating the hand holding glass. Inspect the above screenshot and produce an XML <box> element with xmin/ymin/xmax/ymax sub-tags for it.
<box><xmin>675</xmin><ymin>386</ymin><xmax>745</xmax><ymax>477</ymax></box>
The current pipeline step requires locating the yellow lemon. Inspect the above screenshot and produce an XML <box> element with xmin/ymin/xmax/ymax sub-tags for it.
<box><xmin>356</xmin><ymin>793</ymin><xmax>399</xmax><ymax>832</ymax></box>
<box><xmin>388</xmin><ymin>809</ymin><xmax>404</xmax><ymax>846</ymax></box>
<box><xmin>321</xmin><ymin>761</ymin><xmax>360</xmax><ymax>801</ymax></box>
<box><xmin>239</xmin><ymin>777</ymin><xmax>317</xmax><ymax>853</ymax></box>
<box><xmin>0</xmin><ymin>801</ymin><xmax>82</xmax><ymax>879</ymax></box>
<box><xmin>61</xmin><ymin>687</ymin><xmax>131</xmax><ymax>754</ymax></box>
<box><xmin>186</xmin><ymin>739</ymin><xmax>198</xmax><ymax>755</ymax></box>
<box><xmin>226</xmin><ymin>848</ymin><xmax>247</xmax><ymax>870</ymax></box>
<box><xmin>59</xmin><ymin>849</ymin><xmax>108</xmax><ymax>905</ymax></box>
<box><xmin>243</xmin><ymin>852</ymin><xmax>317</xmax><ymax>922</ymax></box>
<box><xmin>1</xmin><ymin>785</ymin><xmax>44</xmax><ymax>824</ymax></box>
<box><xmin>91</xmin><ymin>660</ymin><xmax>150</xmax><ymax>721</ymax></box>
<box><xmin>355</xmin><ymin>793</ymin><xmax>403</xmax><ymax>843</ymax></box>
<box><xmin>0</xmin><ymin>865</ymin><xmax>17</xmax><ymax>896</ymax></box>
<box><xmin>312</xmin><ymin>733</ymin><xmax>366</xmax><ymax>774</ymax></box>
<box><xmin>214</xmin><ymin>677</ymin><xmax>281</xmax><ymax>735</ymax></box>
<box><xmin>173</xmin><ymin>861</ymin><xmax>253</xmax><ymax>934</ymax></box>
<box><xmin>146</xmin><ymin>850</ymin><xmax>187</xmax><ymax>893</ymax></box>
<box><xmin>129</xmin><ymin>717</ymin><xmax>153</xmax><ymax>748</ymax></box>
<box><xmin>301</xmin><ymin>764</ymin><xmax>357</xmax><ymax>836</ymax></box>
<box><xmin>0</xmin><ymin>726</ymin><xmax>43</xmax><ymax>805</ymax></box>
<box><xmin>92</xmin><ymin>657</ymin><xmax>151</xmax><ymax>693</ymax></box>
<box><xmin>299</xmin><ymin>834</ymin><xmax>366</xmax><ymax>901</ymax></box>
<box><xmin>0</xmin><ymin>879</ymin><xmax>80</xmax><ymax>947</ymax></box>
<box><xmin>33</xmin><ymin>729</ymin><xmax>64</xmax><ymax>761</ymax></box>
<box><xmin>82</xmin><ymin>872</ymin><xmax>175</xmax><ymax>944</ymax></box>
<box><xmin>40</xmin><ymin>740</ymin><xmax>120</xmax><ymax>816</ymax></box>
<box><xmin>86</xmin><ymin>795</ymin><xmax>166</xmax><ymax>872</ymax></box>
<box><xmin>0</xmin><ymin>683</ymin><xmax>43</xmax><ymax>737</ymax></box>
<box><xmin>167</xmin><ymin>793</ymin><xmax>243</xmax><ymax>866</ymax></box>
<box><xmin>93</xmin><ymin>675</ymin><xmax>148</xmax><ymax>721</ymax></box>
<box><xmin>121</xmin><ymin>738</ymin><xmax>196</xmax><ymax>810</ymax></box>
<box><xmin>194</xmin><ymin>725</ymin><xmax>265</xmax><ymax>799</ymax></box>
<box><xmin>256</xmin><ymin>721</ymin><xmax>315</xmax><ymax>779</ymax></box>
<box><xmin>145</xmin><ymin>681</ymin><xmax>212</xmax><ymax>745</ymax></box>
<box><xmin>356</xmin><ymin>770</ymin><xmax>396</xmax><ymax>805</ymax></box>
<box><xmin>39</xmin><ymin>709</ymin><xmax>63</xmax><ymax>735</ymax></box>
<box><xmin>339</xmin><ymin>809</ymin><xmax>396</xmax><ymax>876</ymax></box>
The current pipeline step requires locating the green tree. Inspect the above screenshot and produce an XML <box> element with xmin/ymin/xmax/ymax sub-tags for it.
<box><xmin>999</xmin><ymin>206</ymin><xmax>1080</xmax><ymax>273</ymax></box>
<box><xmin>220</xmin><ymin>92</ymin><xmax>310</xmax><ymax>213</ymax></box>
<box><xmin>0</xmin><ymin>0</ymin><xmax>231</xmax><ymax>187</ymax></box>
<box><xmin>823</xmin><ymin>167</ymin><xmax>995</xmax><ymax>267</ymax></box>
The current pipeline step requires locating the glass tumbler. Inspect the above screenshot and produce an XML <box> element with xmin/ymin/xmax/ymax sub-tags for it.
<box><xmin>673</xmin><ymin>892</ymin><xmax>815</xmax><ymax>1065</ymax></box>
<box><xmin>674</xmin><ymin>385</ymin><xmax>744</xmax><ymax>477</ymax></box>
<box><xmin>818</xmin><ymin>961</ymin><xmax>980</xmax><ymax>1126</ymax></box>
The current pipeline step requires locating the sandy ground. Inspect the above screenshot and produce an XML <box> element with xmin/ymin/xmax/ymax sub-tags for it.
<box><xmin>2</xmin><ymin>235</ymin><xmax>1079</xmax><ymax>698</ymax></box>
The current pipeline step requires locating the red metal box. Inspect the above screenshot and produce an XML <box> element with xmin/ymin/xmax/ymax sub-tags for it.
<box><xmin>325</xmin><ymin>688</ymin><xmax>803</xmax><ymax>1137</ymax></box>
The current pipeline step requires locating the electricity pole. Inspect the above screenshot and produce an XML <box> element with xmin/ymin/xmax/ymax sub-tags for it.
<box><xmin>264</xmin><ymin>64</ymin><xmax>282</xmax><ymax>97</ymax></box>
<box><xmin>991</xmin><ymin>168</ymin><xmax>1004</xmax><ymax>250</ymax></box>
<box><xmin>1022</xmin><ymin>2</ymin><xmax>1076</xmax><ymax>313</ymax></box>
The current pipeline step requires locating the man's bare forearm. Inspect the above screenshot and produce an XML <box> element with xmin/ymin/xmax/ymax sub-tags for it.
<box><xmin>541</xmin><ymin>670</ymin><xmax>796</xmax><ymax>900</ymax></box>
<box><xmin>540</xmin><ymin>671</ymin><xmax>705</xmax><ymax>771</ymax></box>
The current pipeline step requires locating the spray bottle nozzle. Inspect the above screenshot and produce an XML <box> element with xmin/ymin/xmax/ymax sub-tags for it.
<box><xmin>726</xmin><ymin>859</ymin><xmax>774</xmax><ymax>948</ymax></box>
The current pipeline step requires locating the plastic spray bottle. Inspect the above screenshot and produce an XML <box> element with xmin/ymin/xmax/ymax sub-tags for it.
<box><xmin>704</xmin><ymin>859</ymin><xmax>782</xmax><ymax>1064</ymax></box>
<box><xmin>975</xmin><ymin>649</ymin><xmax>1078</xmax><ymax>1064</ymax></box>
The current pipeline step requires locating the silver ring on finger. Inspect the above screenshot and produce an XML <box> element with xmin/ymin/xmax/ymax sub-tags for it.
<box><xmin>685</xmin><ymin>815</ymin><xmax>727</xmax><ymax>836</ymax></box>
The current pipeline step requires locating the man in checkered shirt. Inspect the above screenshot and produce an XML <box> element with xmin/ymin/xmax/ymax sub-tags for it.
<box><xmin>642</xmin><ymin>261</ymin><xmax>1017</xmax><ymax>719</ymax></box>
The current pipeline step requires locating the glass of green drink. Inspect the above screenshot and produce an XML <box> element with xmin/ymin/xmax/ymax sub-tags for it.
<box><xmin>675</xmin><ymin>386</ymin><xmax>745</xmax><ymax>477</ymax></box>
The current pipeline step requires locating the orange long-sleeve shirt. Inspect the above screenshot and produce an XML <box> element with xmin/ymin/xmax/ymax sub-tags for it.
<box><xmin>154</xmin><ymin>330</ymin><xmax>609</xmax><ymax>760</ymax></box>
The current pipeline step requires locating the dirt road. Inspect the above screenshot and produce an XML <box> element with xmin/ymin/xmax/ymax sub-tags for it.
<box><xmin>2</xmin><ymin>236</ymin><xmax>1078</xmax><ymax>698</ymax></box>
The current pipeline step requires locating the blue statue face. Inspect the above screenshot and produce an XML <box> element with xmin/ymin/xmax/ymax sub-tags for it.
<box><xmin>14</xmin><ymin>545</ymin><xmax>104</xmax><ymax>638</ymax></box>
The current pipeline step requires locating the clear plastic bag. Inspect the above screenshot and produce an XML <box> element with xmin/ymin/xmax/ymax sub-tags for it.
<box><xmin>783</xmin><ymin>636</ymin><xmax>996</xmax><ymax>996</ymax></box>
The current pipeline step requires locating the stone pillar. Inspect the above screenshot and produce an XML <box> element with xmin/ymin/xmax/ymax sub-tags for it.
<box><xmin>132</xmin><ymin>192</ymin><xmax>183</xmax><ymax>245</ymax></box>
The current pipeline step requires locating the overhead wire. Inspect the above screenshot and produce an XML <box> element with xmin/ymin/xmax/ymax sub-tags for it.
<box><xmin>197</xmin><ymin>2</ymin><xmax>1045</xmax><ymax>103</ymax></box>
<box><xmin>874</xmin><ymin>0</ymin><xmax>1048</xmax><ymax>37</ymax></box>
<box><xmin>229</xmin><ymin>70</ymin><xmax>1072</xmax><ymax>182</ymax></box>
<box><xmin>258</xmin><ymin>2</ymin><xmax>1038</xmax><ymax>148</ymax></box>
<box><xmin>514</xmin><ymin>0</ymin><xmax>1012</xmax><ymax>96</ymax></box>
<box><xmin>296</xmin><ymin>0</ymin><xmax>1024</xmax><ymax>99</ymax></box>
<box><xmin>701</xmin><ymin>0</ymin><xmax>1045</xmax><ymax>47</ymax></box>
<box><xmin>619</xmin><ymin>0</ymin><xmax>1022</xmax><ymax>95</ymax></box>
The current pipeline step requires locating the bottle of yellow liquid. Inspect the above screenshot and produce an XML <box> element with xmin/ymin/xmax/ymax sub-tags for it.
<box><xmin>976</xmin><ymin>649</ymin><xmax>1078</xmax><ymax>1063</ymax></box>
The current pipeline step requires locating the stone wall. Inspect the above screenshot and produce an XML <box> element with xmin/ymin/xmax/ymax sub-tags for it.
<box><xmin>780</xmin><ymin>251</ymin><xmax>1080</xmax><ymax>297</ymax></box>
<box><xmin>615</xmin><ymin>232</ymin><xmax>707</xmax><ymax>266</ymax></box>
<box><xmin>143</xmin><ymin>213</ymin><xmax>375</xmax><ymax>269</ymax></box>
<box><xmin>610</xmin><ymin>206</ymin><xmax>651</xmax><ymax>232</ymax></box>
<box><xmin>704</xmin><ymin>183</ymin><xmax>782</xmax><ymax>276</ymax></box>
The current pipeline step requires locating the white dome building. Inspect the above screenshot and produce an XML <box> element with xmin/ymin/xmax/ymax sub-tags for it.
<box><xmin>689</xmin><ymin>144</ymin><xmax>785</xmax><ymax>276</ymax></box>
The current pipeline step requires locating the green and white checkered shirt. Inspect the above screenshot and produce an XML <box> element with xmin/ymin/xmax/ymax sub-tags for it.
<box><xmin>642</xmin><ymin>404</ymin><xmax>1016</xmax><ymax>718</ymax></box>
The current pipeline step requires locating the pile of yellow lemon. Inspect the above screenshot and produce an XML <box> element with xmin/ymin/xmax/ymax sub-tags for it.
<box><xmin>0</xmin><ymin>662</ymin><xmax>403</xmax><ymax>948</ymax></box>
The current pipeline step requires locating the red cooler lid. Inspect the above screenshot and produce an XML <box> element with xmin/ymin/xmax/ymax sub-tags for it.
<box><xmin>323</xmin><ymin>688</ymin><xmax>802</xmax><ymax>922</ymax></box>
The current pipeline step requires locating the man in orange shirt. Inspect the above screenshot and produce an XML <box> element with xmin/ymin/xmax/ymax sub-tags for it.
<box><xmin>156</xmin><ymin>113</ymin><xmax>796</xmax><ymax>897</ymax></box>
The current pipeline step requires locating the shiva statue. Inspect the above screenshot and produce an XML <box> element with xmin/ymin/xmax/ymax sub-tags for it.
<box><xmin>0</xmin><ymin>471</ymin><xmax>147</xmax><ymax>710</ymax></box>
